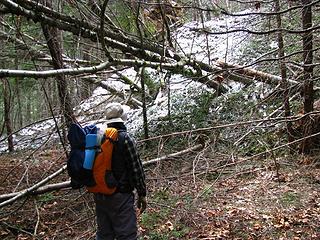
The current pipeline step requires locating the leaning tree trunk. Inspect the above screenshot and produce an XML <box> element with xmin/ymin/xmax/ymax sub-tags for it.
<box><xmin>300</xmin><ymin>0</ymin><xmax>314</xmax><ymax>154</ymax></box>
<box><xmin>41</xmin><ymin>0</ymin><xmax>74</xmax><ymax>129</ymax></box>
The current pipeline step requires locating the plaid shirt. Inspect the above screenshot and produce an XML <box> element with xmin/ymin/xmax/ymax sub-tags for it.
<box><xmin>124</xmin><ymin>134</ymin><xmax>146</xmax><ymax>197</ymax></box>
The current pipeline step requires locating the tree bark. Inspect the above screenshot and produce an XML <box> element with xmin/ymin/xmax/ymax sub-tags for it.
<box><xmin>300</xmin><ymin>0</ymin><xmax>314</xmax><ymax>153</ymax></box>
<box><xmin>302</xmin><ymin>0</ymin><xmax>314</xmax><ymax>113</ymax></box>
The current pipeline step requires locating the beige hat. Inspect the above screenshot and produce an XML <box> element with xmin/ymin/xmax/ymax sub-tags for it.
<box><xmin>104</xmin><ymin>102</ymin><xmax>127</xmax><ymax>124</ymax></box>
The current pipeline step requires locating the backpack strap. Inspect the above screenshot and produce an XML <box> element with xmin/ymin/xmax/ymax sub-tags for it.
<box><xmin>111</xmin><ymin>130</ymin><xmax>133</xmax><ymax>193</ymax></box>
<box><xmin>111</xmin><ymin>129</ymin><xmax>126</xmax><ymax>156</ymax></box>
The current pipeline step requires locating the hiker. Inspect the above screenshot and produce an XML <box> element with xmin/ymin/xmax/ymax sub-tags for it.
<box><xmin>94</xmin><ymin>102</ymin><xmax>147</xmax><ymax>240</ymax></box>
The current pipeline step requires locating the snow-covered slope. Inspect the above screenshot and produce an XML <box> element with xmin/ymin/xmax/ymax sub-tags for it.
<box><xmin>0</xmin><ymin>9</ymin><xmax>259</xmax><ymax>152</ymax></box>
<box><xmin>175</xmin><ymin>9</ymin><xmax>254</xmax><ymax>63</ymax></box>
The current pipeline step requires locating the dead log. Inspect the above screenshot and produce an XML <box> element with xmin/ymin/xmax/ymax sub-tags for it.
<box><xmin>215</xmin><ymin>60</ymin><xmax>299</xmax><ymax>85</ymax></box>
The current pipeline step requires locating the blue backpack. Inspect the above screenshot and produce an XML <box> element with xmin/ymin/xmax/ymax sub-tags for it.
<box><xmin>67</xmin><ymin>123</ymin><xmax>100</xmax><ymax>189</ymax></box>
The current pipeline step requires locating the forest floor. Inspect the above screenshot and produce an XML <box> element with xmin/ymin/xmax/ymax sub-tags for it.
<box><xmin>0</xmin><ymin>148</ymin><xmax>320</xmax><ymax>240</ymax></box>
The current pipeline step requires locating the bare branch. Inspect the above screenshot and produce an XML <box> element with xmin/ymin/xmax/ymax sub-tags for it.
<box><xmin>143</xmin><ymin>144</ymin><xmax>203</xmax><ymax>166</ymax></box>
<box><xmin>0</xmin><ymin>61</ymin><xmax>113</xmax><ymax>78</ymax></box>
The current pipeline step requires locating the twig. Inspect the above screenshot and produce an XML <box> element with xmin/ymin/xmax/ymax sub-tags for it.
<box><xmin>34</xmin><ymin>199</ymin><xmax>40</xmax><ymax>236</ymax></box>
<box><xmin>143</xmin><ymin>144</ymin><xmax>203</xmax><ymax>166</ymax></box>
<box><xmin>14</xmin><ymin>161</ymin><xmax>30</xmax><ymax>193</ymax></box>
<box><xmin>192</xmin><ymin>142</ymin><xmax>209</xmax><ymax>187</ymax></box>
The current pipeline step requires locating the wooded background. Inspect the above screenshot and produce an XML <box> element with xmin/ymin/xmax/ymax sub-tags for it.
<box><xmin>0</xmin><ymin>0</ymin><xmax>319</xmax><ymax>153</ymax></box>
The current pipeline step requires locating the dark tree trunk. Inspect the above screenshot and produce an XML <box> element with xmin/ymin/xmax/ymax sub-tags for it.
<box><xmin>275</xmin><ymin>0</ymin><xmax>294</xmax><ymax>144</ymax></box>
<box><xmin>140</xmin><ymin>67</ymin><xmax>149</xmax><ymax>140</ymax></box>
<box><xmin>0</xmin><ymin>14</ymin><xmax>14</xmax><ymax>152</ymax></box>
<box><xmin>301</xmin><ymin>0</ymin><xmax>314</xmax><ymax>153</ymax></box>
<box><xmin>41</xmin><ymin>0</ymin><xmax>74</xmax><ymax>128</ymax></box>
<box><xmin>2</xmin><ymin>79</ymin><xmax>14</xmax><ymax>152</ymax></box>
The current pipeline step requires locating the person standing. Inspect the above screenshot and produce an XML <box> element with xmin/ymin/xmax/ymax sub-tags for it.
<box><xmin>95</xmin><ymin>102</ymin><xmax>147</xmax><ymax>240</ymax></box>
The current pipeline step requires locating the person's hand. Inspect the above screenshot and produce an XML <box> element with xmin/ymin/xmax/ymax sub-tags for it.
<box><xmin>137</xmin><ymin>196</ymin><xmax>147</xmax><ymax>214</ymax></box>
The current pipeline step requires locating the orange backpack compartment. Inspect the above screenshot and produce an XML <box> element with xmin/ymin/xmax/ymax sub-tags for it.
<box><xmin>86</xmin><ymin>128</ymin><xmax>118</xmax><ymax>195</ymax></box>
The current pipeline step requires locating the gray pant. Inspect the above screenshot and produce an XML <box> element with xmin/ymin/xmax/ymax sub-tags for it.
<box><xmin>94</xmin><ymin>192</ymin><xmax>137</xmax><ymax>240</ymax></box>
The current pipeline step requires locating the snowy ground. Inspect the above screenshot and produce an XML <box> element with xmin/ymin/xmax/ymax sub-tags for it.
<box><xmin>174</xmin><ymin>9</ymin><xmax>255</xmax><ymax>63</ymax></box>
<box><xmin>0</xmin><ymin>8</ymin><xmax>260</xmax><ymax>152</ymax></box>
